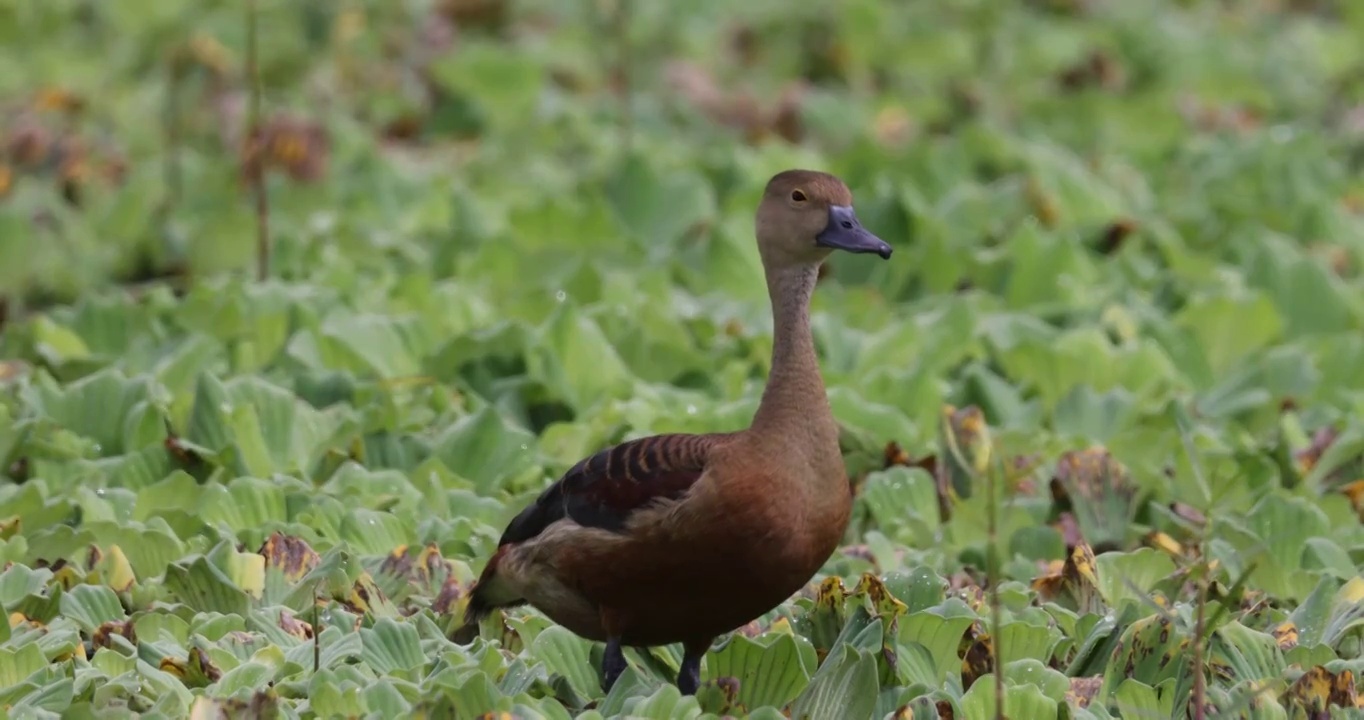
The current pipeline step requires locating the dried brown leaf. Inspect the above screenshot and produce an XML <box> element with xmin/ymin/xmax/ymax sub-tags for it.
<box><xmin>1096</xmin><ymin>218</ymin><xmax>1138</xmax><ymax>255</ymax></box>
<box><xmin>1342</xmin><ymin>480</ymin><xmax>1364</xmax><ymax>521</ymax></box>
<box><xmin>959</xmin><ymin>623</ymin><xmax>994</xmax><ymax>690</ymax></box>
<box><xmin>432</xmin><ymin>575</ymin><xmax>466</xmax><ymax>616</ymax></box>
<box><xmin>259</xmin><ymin>532</ymin><xmax>321</xmax><ymax>582</ymax></box>
<box><xmin>279</xmin><ymin>609</ymin><xmax>314</xmax><ymax>641</ymax></box>
<box><xmin>92</xmin><ymin>619</ymin><xmax>137</xmax><ymax>650</ymax></box>
<box><xmin>1295</xmin><ymin>426</ymin><xmax>1339</xmax><ymax>476</ymax></box>
<box><xmin>1057</xmin><ymin>50</ymin><xmax>1125</xmax><ymax>93</ymax></box>
<box><xmin>241</xmin><ymin>114</ymin><xmax>330</xmax><ymax>184</ymax></box>
<box><xmin>1067</xmin><ymin>676</ymin><xmax>1103</xmax><ymax>708</ymax></box>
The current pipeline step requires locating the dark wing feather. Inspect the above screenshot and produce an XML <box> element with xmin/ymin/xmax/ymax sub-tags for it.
<box><xmin>498</xmin><ymin>432</ymin><xmax>729</xmax><ymax>545</ymax></box>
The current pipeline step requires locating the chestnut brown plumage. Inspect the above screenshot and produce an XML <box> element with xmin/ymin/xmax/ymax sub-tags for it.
<box><xmin>454</xmin><ymin>169</ymin><xmax>892</xmax><ymax>695</ymax></box>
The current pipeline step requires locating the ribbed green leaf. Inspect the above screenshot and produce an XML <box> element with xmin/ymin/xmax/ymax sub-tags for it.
<box><xmin>704</xmin><ymin>633</ymin><xmax>810</xmax><ymax>711</ymax></box>
<box><xmin>57</xmin><ymin>584</ymin><xmax>124</xmax><ymax>633</ymax></box>
<box><xmin>361</xmin><ymin>617</ymin><xmax>425</xmax><ymax>675</ymax></box>
<box><xmin>788</xmin><ymin>644</ymin><xmax>879</xmax><ymax>720</ymax></box>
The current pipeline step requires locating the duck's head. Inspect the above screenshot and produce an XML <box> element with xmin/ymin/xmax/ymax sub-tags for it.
<box><xmin>755</xmin><ymin>169</ymin><xmax>892</xmax><ymax>269</ymax></box>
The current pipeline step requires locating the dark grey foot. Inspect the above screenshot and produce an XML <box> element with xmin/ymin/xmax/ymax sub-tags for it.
<box><xmin>676</xmin><ymin>638</ymin><xmax>709</xmax><ymax>695</ymax></box>
<box><xmin>602</xmin><ymin>636</ymin><xmax>626</xmax><ymax>693</ymax></box>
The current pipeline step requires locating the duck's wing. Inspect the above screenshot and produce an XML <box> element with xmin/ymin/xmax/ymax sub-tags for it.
<box><xmin>452</xmin><ymin>432</ymin><xmax>732</xmax><ymax>642</ymax></box>
<box><xmin>499</xmin><ymin>432</ymin><xmax>731</xmax><ymax>543</ymax></box>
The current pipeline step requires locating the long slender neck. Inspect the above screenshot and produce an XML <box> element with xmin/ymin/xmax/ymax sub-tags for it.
<box><xmin>750</xmin><ymin>263</ymin><xmax>834</xmax><ymax>441</ymax></box>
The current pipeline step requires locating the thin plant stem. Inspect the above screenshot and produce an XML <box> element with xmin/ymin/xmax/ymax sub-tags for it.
<box><xmin>246</xmin><ymin>0</ymin><xmax>270</xmax><ymax>281</ymax></box>
<box><xmin>1174</xmin><ymin>401</ymin><xmax>1211</xmax><ymax>718</ymax></box>
<box><xmin>313</xmin><ymin>591</ymin><xmax>322</xmax><ymax>673</ymax></box>
<box><xmin>986</xmin><ymin>460</ymin><xmax>1004</xmax><ymax>720</ymax></box>
<box><xmin>1191</xmin><ymin>551</ymin><xmax>1208</xmax><ymax>720</ymax></box>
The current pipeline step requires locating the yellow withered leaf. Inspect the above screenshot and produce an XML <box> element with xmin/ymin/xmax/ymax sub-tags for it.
<box><xmin>815</xmin><ymin>575</ymin><xmax>848</xmax><ymax>606</ymax></box>
<box><xmin>1273</xmin><ymin>621</ymin><xmax>1299</xmax><ymax>652</ymax></box>
<box><xmin>1144</xmin><ymin>531</ymin><xmax>1184</xmax><ymax>557</ymax></box>
<box><xmin>343</xmin><ymin>571</ymin><xmax>397</xmax><ymax>619</ymax></box>
<box><xmin>1034</xmin><ymin>543</ymin><xmax>1103</xmax><ymax>614</ymax></box>
<box><xmin>159</xmin><ymin>656</ymin><xmax>187</xmax><ymax>679</ymax></box>
<box><xmin>379</xmin><ymin>542</ymin><xmax>450</xmax><ymax>589</ymax></box>
<box><xmin>1069</xmin><ymin>543</ymin><xmax>1099</xmax><ymax>586</ymax></box>
<box><xmin>90</xmin><ymin>545</ymin><xmax>136</xmax><ymax>593</ymax></box>
<box><xmin>1283</xmin><ymin>665</ymin><xmax>1359</xmax><ymax>713</ymax></box>
<box><xmin>1339</xmin><ymin>576</ymin><xmax>1364</xmax><ymax>605</ymax></box>
<box><xmin>852</xmin><ymin>572</ymin><xmax>908</xmax><ymax>619</ymax></box>
<box><xmin>52</xmin><ymin>564</ymin><xmax>84</xmax><ymax>591</ymax></box>
<box><xmin>230</xmin><ymin>551</ymin><xmax>266</xmax><ymax>600</ymax></box>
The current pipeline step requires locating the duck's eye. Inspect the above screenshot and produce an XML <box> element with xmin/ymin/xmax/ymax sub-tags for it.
<box><xmin>791</xmin><ymin>189</ymin><xmax>807</xmax><ymax>202</ymax></box>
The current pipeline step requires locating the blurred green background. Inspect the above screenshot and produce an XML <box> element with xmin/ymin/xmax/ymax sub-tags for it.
<box><xmin>2</xmin><ymin>0</ymin><xmax>1364</xmax><ymax>717</ymax></box>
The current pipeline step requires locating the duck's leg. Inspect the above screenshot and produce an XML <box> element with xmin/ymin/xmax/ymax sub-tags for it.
<box><xmin>598</xmin><ymin>606</ymin><xmax>631</xmax><ymax>692</ymax></box>
<box><xmin>601</xmin><ymin>636</ymin><xmax>626</xmax><ymax>692</ymax></box>
<box><xmin>676</xmin><ymin>637</ymin><xmax>712</xmax><ymax>695</ymax></box>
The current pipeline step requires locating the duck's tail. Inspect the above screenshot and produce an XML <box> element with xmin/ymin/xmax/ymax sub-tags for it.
<box><xmin>451</xmin><ymin>546</ymin><xmax>524</xmax><ymax>644</ymax></box>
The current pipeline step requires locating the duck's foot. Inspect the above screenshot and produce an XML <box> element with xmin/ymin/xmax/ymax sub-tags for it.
<box><xmin>601</xmin><ymin>636</ymin><xmax>626</xmax><ymax>693</ymax></box>
<box><xmin>676</xmin><ymin>637</ymin><xmax>711</xmax><ymax>695</ymax></box>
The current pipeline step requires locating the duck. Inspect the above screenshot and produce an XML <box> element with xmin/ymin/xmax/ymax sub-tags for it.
<box><xmin>453</xmin><ymin>169</ymin><xmax>892</xmax><ymax>696</ymax></box>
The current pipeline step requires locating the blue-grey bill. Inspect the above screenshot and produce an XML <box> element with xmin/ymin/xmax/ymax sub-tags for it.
<box><xmin>815</xmin><ymin>205</ymin><xmax>892</xmax><ymax>259</ymax></box>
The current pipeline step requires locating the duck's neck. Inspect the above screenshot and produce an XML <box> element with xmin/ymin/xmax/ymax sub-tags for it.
<box><xmin>751</xmin><ymin>263</ymin><xmax>835</xmax><ymax>444</ymax></box>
